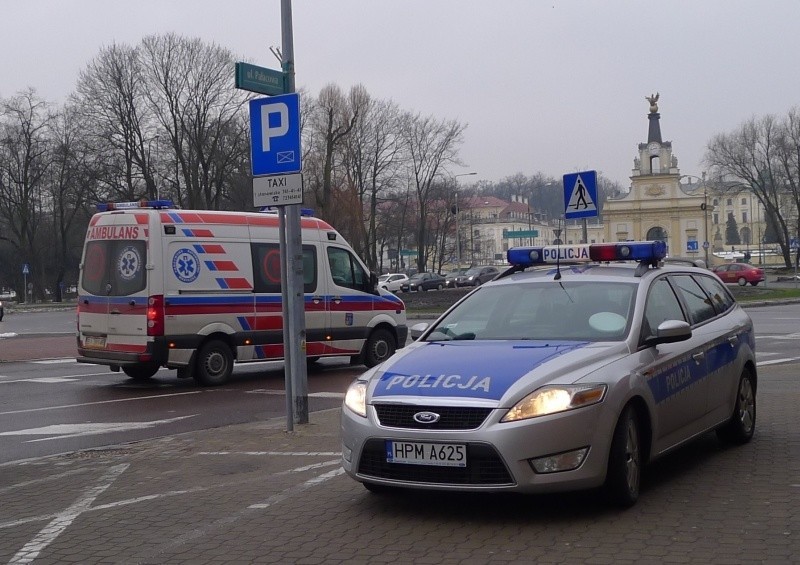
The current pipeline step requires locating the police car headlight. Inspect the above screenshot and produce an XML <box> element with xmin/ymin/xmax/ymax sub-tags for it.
<box><xmin>344</xmin><ymin>380</ymin><xmax>368</xmax><ymax>417</ymax></box>
<box><xmin>501</xmin><ymin>384</ymin><xmax>607</xmax><ymax>422</ymax></box>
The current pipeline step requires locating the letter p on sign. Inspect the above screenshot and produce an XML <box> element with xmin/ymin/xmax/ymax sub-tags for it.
<box><xmin>260</xmin><ymin>103</ymin><xmax>289</xmax><ymax>152</ymax></box>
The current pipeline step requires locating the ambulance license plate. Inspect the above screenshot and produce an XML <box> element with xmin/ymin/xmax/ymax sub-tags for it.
<box><xmin>84</xmin><ymin>336</ymin><xmax>106</xmax><ymax>349</ymax></box>
<box><xmin>386</xmin><ymin>441</ymin><xmax>467</xmax><ymax>467</ymax></box>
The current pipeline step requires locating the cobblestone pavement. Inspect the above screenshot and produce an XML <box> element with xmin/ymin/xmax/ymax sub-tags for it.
<box><xmin>1</xmin><ymin>361</ymin><xmax>798</xmax><ymax>564</ymax></box>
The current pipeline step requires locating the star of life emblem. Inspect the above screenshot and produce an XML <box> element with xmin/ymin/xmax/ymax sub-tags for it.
<box><xmin>117</xmin><ymin>246</ymin><xmax>141</xmax><ymax>281</ymax></box>
<box><xmin>172</xmin><ymin>248</ymin><xmax>200</xmax><ymax>283</ymax></box>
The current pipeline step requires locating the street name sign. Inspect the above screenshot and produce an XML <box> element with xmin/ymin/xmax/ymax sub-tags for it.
<box><xmin>235</xmin><ymin>62</ymin><xmax>286</xmax><ymax>97</ymax></box>
<box><xmin>504</xmin><ymin>229</ymin><xmax>539</xmax><ymax>238</ymax></box>
<box><xmin>249</xmin><ymin>93</ymin><xmax>302</xmax><ymax>176</ymax></box>
<box><xmin>253</xmin><ymin>173</ymin><xmax>304</xmax><ymax>207</ymax></box>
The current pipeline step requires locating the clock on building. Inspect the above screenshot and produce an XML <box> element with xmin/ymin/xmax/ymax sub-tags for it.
<box><xmin>647</xmin><ymin>142</ymin><xmax>660</xmax><ymax>155</ymax></box>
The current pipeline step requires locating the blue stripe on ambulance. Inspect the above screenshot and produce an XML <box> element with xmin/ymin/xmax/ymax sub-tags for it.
<box><xmin>372</xmin><ymin>341</ymin><xmax>588</xmax><ymax>401</ymax></box>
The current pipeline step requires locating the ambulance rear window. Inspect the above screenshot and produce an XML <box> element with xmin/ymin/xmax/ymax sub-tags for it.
<box><xmin>81</xmin><ymin>240</ymin><xmax>147</xmax><ymax>296</ymax></box>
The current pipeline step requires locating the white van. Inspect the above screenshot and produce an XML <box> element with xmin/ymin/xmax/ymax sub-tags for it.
<box><xmin>76</xmin><ymin>200</ymin><xmax>407</xmax><ymax>385</ymax></box>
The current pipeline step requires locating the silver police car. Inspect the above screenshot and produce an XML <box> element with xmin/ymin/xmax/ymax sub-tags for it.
<box><xmin>341</xmin><ymin>241</ymin><xmax>756</xmax><ymax>507</ymax></box>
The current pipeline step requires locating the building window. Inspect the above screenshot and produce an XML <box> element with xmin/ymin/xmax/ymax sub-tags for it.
<box><xmin>743</xmin><ymin>211</ymin><xmax>748</xmax><ymax>223</ymax></box>
<box><xmin>727</xmin><ymin>198</ymin><xmax>733</xmax><ymax>206</ymax></box>
<box><xmin>741</xmin><ymin>197</ymin><xmax>747</xmax><ymax>205</ymax></box>
<box><xmin>713</xmin><ymin>213</ymin><xmax>719</xmax><ymax>224</ymax></box>
<box><xmin>713</xmin><ymin>199</ymin><xmax>719</xmax><ymax>206</ymax></box>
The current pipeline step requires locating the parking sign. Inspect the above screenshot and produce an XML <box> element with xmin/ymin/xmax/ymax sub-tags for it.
<box><xmin>249</xmin><ymin>94</ymin><xmax>302</xmax><ymax>176</ymax></box>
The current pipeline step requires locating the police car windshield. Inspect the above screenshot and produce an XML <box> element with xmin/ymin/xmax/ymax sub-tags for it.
<box><xmin>425</xmin><ymin>281</ymin><xmax>637</xmax><ymax>342</ymax></box>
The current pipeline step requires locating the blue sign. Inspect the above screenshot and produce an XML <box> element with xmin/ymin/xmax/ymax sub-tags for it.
<box><xmin>791</xmin><ymin>238</ymin><xmax>799</xmax><ymax>250</ymax></box>
<box><xmin>249</xmin><ymin>94</ymin><xmax>302</xmax><ymax>176</ymax></box>
<box><xmin>563</xmin><ymin>170</ymin><xmax>598</xmax><ymax>219</ymax></box>
<box><xmin>686</xmin><ymin>240</ymin><xmax>699</xmax><ymax>252</ymax></box>
<box><xmin>22</xmin><ymin>263</ymin><xmax>29</xmax><ymax>275</ymax></box>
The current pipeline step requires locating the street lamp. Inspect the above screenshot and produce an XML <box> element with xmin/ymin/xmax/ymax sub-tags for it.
<box><xmin>454</xmin><ymin>172</ymin><xmax>477</xmax><ymax>266</ymax></box>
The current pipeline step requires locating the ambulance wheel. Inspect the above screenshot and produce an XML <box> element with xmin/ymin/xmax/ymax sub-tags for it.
<box><xmin>123</xmin><ymin>363</ymin><xmax>159</xmax><ymax>381</ymax></box>
<box><xmin>194</xmin><ymin>340</ymin><xmax>234</xmax><ymax>386</ymax></box>
<box><xmin>363</xmin><ymin>328</ymin><xmax>395</xmax><ymax>368</ymax></box>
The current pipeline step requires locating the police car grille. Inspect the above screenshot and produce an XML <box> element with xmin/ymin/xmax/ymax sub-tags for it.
<box><xmin>357</xmin><ymin>440</ymin><xmax>513</xmax><ymax>486</ymax></box>
<box><xmin>374</xmin><ymin>404</ymin><xmax>492</xmax><ymax>430</ymax></box>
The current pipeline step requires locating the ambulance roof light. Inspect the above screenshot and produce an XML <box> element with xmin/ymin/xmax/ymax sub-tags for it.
<box><xmin>507</xmin><ymin>241</ymin><xmax>667</xmax><ymax>268</ymax></box>
<box><xmin>96</xmin><ymin>199</ymin><xmax>175</xmax><ymax>212</ymax></box>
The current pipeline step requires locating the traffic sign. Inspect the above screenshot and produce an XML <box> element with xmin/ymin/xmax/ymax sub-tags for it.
<box><xmin>22</xmin><ymin>263</ymin><xmax>29</xmax><ymax>275</ymax></box>
<box><xmin>235</xmin><ymin>62</ymin><xmax>286</xmax><ymax>97</ymax></box>
<box><xmin>253</xmin><ymin>173</ymin><xmax>303</xmax><ymax>207</ymax></box>
<box><xmin>563</xmin><ymin>170</ymin><xmax>598</xmax><ymax>219</ymax></box>
<box><xmin>791</xmin><ymin>238</ymin><xmax>799</xmax><ymax>250</ymax></box>
<box><xmin>686</xmin><ymin>240</ymin><xmax>699</xmax><ymax>252</ymax></box>
<box><xmin>504</xmin><ymin>229</ymin><xmax>539</xmax><ymax>238</ymax></box>
<box><xmin>249</xmin><ymin>94</ymin><xmax>302</xmax><ymax>176</ymax></box>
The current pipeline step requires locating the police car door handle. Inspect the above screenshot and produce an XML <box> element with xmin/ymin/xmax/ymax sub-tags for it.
<box><xmin>727</xmin><ymin>335</ymin><xmax>739</xmax><ymax>346</ymax></box>
<box><xmin>691</xmin><ymin>352</ymin><xmax>705</xmax><ymax>364</ymax></box>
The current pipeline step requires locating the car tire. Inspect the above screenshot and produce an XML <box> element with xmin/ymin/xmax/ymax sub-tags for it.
<box><xmin>738</xmin><ymin>277</ymin><xmax>747</xmax><ymax>286</ymax></box>
<box><xmin>750</xmin><ymin>281</ymin><xmax>760</xmax><ymax>287</ymax></box>
<box><xmin>122</xmin><ymin>363</ymin><xmax>159</xmax><ymax>381</ymax></box>
<box><xmin>193</xmin><ymin>339</ymin><xmax>234</xmax><ymax>386</ymax></box>
<box><xmin>363</xmin><ymin>328</ymin><xmax>395</xmax><ymax>368</ymax></box>
<box><xmin>604</xmin><ymin>404</ymin><xmax>641</xmax><ymax>508</ymax></box>
<box><xmin>436</xmin><ymin>283</ymin><xmax>443</xmax><ymax>290</ymax></box>
<box><xmin>716</xmin><ymin>368</ymin><xmax>756</xmax><ymax>444</ymax></box>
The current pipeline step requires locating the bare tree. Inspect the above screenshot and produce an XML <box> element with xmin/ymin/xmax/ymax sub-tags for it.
<box><xmin>0</xmin><ymin>89</ymin><xmax>53</xmax><ymax>300</ymax></box>
<box><xmin>705</xmin><ymin>113</ymin><xmax>800</xmax><ymax>267</ymax></box>
<box><xmin>399</xmin><ymin>111</ymin><xmax>466</xmax><ymax>272</ymax></box>
<box><xmin>305</xmin><ymin>84</ymin><xmax>361</xmax><ymax>224</ymax></box>
<box><xmin>72</xmin><ymin>42</ymin><xmax>157</xmax><ymax>202</ymax></box>
<box><xmin>139</xmin><ymin>33</ymin><xmax>250</xmax><ymax>209</ymax></box>
<box><xmin>341</xmin><ymin>89</ymin><xmax>402</xmax><ymax>269</ymax></box>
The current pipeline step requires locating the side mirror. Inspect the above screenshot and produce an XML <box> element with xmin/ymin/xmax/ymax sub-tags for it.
<box><xmin>409</xmin><ymin>322</ymin><xmax>429</xmax><ymax>340</ymax></box>
<box><xmin>644</xmin><ymin>319</ymin><xmax>692</xmax><ymax>347</ymax></box>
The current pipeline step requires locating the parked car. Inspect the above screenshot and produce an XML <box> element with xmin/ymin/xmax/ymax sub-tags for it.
<box><xmin>343</xmin><ymin>240</ymin><xmax>757</xmax><ymax>507</ymax></box>
<box><xmin>455</xmin><ymin>265</ymin><xmax>500</xmax><ymax>287</ymax></box>
<box><xmin>378</xmin><ymin>273</ymin><xmax>409</xmax><ymax>293</ymax></box>
<box><xmin>444</xmin><ymin>268</ymin><xmax>469</xmax><ymax>288</ymax></box>
<box><xmin>401</xmin><ymin>272</ymin><xmax>447</xmax><ymax>292</ymax></box>
<box><xmin>712</xmin><ymin>262</ymin><xmax>765</xmax><ymax>286</ymax></box>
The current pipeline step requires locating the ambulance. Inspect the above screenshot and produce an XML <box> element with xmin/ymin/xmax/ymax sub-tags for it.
<box><xmin>76</xmin><ymin>200</ymin><xmax>407</xmax><ymax>385</ymax></box>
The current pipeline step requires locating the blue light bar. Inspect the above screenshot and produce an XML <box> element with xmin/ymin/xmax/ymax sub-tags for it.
<box><xmin>96</xmin><ymin>199</ymin><xmax>175</xmax><ymax>212</ymax></box>
<box><xmin>507</xmin><ymin>241</ymin><xmax>667</xmax><ymax>268</ymax></box>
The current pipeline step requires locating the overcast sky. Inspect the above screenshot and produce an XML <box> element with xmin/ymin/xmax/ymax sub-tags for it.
<box><xmin>3</xmin><ymin>1</ymin><xmax>799</xmax><ymax>188</ymax></box>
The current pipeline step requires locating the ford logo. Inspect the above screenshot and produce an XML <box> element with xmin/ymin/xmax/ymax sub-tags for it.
<box><xmin>412</xmin><ymin>411</ymin><xmax>441</xmax><ymax>424</ymax></box>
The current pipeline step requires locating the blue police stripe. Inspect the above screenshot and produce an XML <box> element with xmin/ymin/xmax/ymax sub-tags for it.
<box><xmin>373</xmin><ymin>340</ymin><xmax>588</xmax><ymax>401</ymax></box>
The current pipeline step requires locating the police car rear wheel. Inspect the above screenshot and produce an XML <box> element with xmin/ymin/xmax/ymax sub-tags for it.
<box><xmin>123</xmin><ymin>363</ymin><xmax>159</xmax><ymax>381</ymax></box>
<box><xmin>716</xmin><ymin>368</ymin><xmax>756</xmax><ymax>444</ymax></box>
<box><xmin>605</xmin><ymin>404</ymin><xmax>641</xmax><ymax>507</ymax></box>
<box><xmin>364</xmin><ymin>328</ymin><xmax>395</xmax><ymax>368</ymax></box>
<box><xmin>194</xmin><ymin>340</ymin><xmax>233</xmax><ymax>386</ymax></box>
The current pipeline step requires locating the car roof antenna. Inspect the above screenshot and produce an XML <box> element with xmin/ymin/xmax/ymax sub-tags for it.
<box><xmin>553</xmin><ymin>225</ymin><xmax>562</xmax><ymax>281</ymax></box>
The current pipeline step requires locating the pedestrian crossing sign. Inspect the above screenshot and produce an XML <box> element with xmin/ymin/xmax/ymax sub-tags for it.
<box><xmin>563</xmin><ymin>170</ymin><xmax>598</xmax><ymax>219</ymax></box>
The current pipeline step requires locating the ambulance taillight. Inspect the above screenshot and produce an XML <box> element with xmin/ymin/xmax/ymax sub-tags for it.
<box><xmin>147</xmin><ymin>295</ymin><xmax>165</xmax><ymax>336</ymax></box>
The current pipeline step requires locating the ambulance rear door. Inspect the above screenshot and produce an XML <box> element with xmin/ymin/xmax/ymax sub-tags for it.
<box><xmin>78</xmin><ymin>211</ymin><xmax>152</xmax><ymax>350</ymax></box>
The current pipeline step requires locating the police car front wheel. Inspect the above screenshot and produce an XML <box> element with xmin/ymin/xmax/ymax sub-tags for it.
<box><xmin>605</xmin><ymin>404</ymin><xmax>642</xmax><ymax>508</ymax></box>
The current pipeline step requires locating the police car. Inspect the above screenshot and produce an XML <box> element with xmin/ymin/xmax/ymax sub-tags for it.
<box><xmin>341</xmin><ymin>241</ymin><xmax>756</xmax><ymax>507</ymax></box>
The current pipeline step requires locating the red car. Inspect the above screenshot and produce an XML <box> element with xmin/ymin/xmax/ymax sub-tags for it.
<box><xmin>713</xmin><ymin>263</ymin><xmax>765</xmax><ymax>286</ymax></box>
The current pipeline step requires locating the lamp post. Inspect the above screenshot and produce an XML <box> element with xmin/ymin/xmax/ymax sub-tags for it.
<box><xmin>454</xmin><ymin>172</ymin><xmax>477</xmax><ymax>266</ymax></box>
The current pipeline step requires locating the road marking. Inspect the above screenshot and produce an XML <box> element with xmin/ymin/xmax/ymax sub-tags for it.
<box><xmin>0</xmin><ymin>415</ymin><xmax>198</xmax><ymax>442</ymax></box>
<box><xmin>757</xmin><ymin>358</ymin><xmax>800</xmax><ymax>367</ymax></box>
<box><xmin>31</xmin><ymin>359</ymin><xmax>78</xmax><ymax>365</ymax></box>
<box><xmin>248</xmin><ymin>467</ymin><xmax>345</xmax><ymax>509</ymax></box>
<box><xmin>246</xmin><ymin>389</ymin><xmax>344</xmax><ymax>399</ymax></box>
<box><xmin>8</xmin><ymin>463</ymin><xmax>129</xmax><ymax>565</ymax></box>
<box><xmin>0</xmin><ymin>469</ymin><xmax>89</xmax><ymax>495</ymax></box>
<box><xmin>0</xmin><ymin>390</ymin><xmax>202</xmax><ymax>415</ymax></box>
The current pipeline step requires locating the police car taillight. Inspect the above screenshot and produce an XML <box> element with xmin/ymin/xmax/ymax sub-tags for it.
<box><xmin>147</xmin><ymin>295</ymin><xmax>165</xmax><ymax>336</ymax></box>
<box><xmin>507</xmin><ymin>241</ymin><xmax>667</xmax><ymax>267</ymax></box>
<box><xmin>97</xmin><ymin>199</ymin><xmax>175</xmax><ymax>212</ymax></box>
